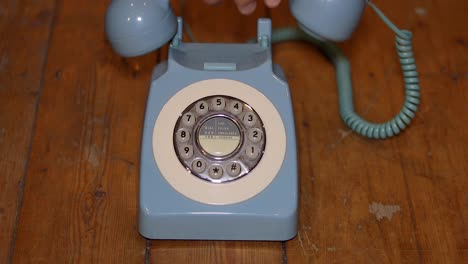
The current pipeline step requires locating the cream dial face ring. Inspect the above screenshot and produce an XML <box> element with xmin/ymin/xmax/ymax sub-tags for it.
<box><xmin>153</xmin><ymin>79</ymin><xmax>286</xmax><ymax>205</ymax></box>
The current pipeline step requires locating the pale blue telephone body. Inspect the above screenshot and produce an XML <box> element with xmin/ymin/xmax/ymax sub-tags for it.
<box><xmin>105</xmin><ymin>0</ymin><xmax>419</xmax><ymax>240</ymax></box>
<box><xmin>139</xmin><ymin>18</ymin><xmax>298</xmax><ymax>240</ymax></box>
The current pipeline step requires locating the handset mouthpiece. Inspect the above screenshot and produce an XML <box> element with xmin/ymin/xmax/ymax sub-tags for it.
<box><xmin>105</xmin><ymin>0</ymin><xmax>177</xmax><ymax>57</ymax></box>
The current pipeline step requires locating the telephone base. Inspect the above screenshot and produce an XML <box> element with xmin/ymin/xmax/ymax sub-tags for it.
<box><xmin>139</xmin><ymin>191</ymin><xmax>297</xmax><ymax>241</ymax></box>
<box><xmin>139</xmin><ymin>19</ymin><xmax>298</xmax><ymax>241</ymax></box>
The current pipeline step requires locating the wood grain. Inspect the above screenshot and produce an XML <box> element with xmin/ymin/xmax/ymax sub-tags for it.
<box><xmin>394</xmin><ymin>1</ymin><xmax>468</xmax><ymax>261</ymax></box>
<box><xmin>11</xmin><ymin>0</ymin><xmax>150</xmax><ymax>262</ymax></box>
<box><xmin>148</xmin><ymin>1</ymin><xmax>284</xmax><ymax>263</ymax></box>
<box><xmin>0</xmin><ymin>1</ymin><xmax>55</xmax><ymax>262</ymax></box>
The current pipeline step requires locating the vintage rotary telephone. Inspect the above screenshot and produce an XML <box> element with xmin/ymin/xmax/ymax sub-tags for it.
<box><xmin>105</xmin><ymin>0</ymin><xmax>420</xmax><ymax>240</ymax></box>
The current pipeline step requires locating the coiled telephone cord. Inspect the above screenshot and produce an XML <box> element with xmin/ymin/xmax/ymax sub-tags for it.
<box><xmin>271</xmin><ymin>1</ymin><xmax>421</xmax><ymax>139</ymax></box>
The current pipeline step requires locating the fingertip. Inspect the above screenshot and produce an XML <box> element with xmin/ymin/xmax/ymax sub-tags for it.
<box><xmin>238</xmin><ymin>1</ymin><xmax>257</xmax><ymax>15</ymax></box>
<box><xmin>264</xmin><ymin>0</ymin><xmax>281</xmax><ymax>8</ymax></box>
<box><xmin>204</xmin><ymin>0</ymin><xmax>222</xmax><ymax>5</ymax></box>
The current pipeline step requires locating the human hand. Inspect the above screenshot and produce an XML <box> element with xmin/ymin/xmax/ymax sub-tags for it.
<box><xmin>204</xmin><ymin>0</ymin><xmax>282</xmax><ymax>15</ymax></box>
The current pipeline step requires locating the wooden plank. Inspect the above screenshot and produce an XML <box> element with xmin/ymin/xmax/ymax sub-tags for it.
<box><xmin>270</xmin><ymin>0</ymin><xmax>467</xmax><ymax>263</ymax></box>
<box><xmin>0</xmin><ymin>1</ymin><xmax>55</xmax><ymax>262</ymax></box>
<box><xmin>11</xmin><ymin>1</ymin><xmax>152</xmax><ymax>262</ymax></box>
<box><xmin>149</xmin><ymin>1</ymin><xmax>283</xmax><ymax>263</ymax></box>
<box><xmin>393</xmin><ymin>0</ymin><xmax>468</xmax><ymax>262</ymax></box>
<box><xmin>151</xmin><ymin>240</ymin><xmax>283</xmax><ymax>264</ymax></box>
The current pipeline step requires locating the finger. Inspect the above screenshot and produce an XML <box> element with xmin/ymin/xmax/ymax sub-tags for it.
<box><xmin>234</xmin><ymin>0</ymin><xmax>257</xmax><ymax>15</ymax></box>
<box><xmin>264</xmin><ymin>0</ymin><xmax>281</xmax><ymax>8</ymax></box>
<box><xmin>204</xmin><ymin>0</ymin><xmax>223</xmax><ymax>5</ymax></box>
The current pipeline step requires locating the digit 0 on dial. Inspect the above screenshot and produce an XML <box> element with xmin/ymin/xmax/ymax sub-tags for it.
<box><xmin>173</xmin><ymin>96</ymin><xmax>266</xmax><ymax>183</ymax></box>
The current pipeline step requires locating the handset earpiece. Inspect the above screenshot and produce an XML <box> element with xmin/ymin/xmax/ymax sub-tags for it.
<box><xmin>282</xmin><ymin>0</ymin><xmax>421</xmax><ymax>139</ymax></box>
<box><xmin>289</xmin><ymin>0</ymin><xmax>366</xmax><ymax>41</ymax></box>
<box><xmin>105</xmin><ymin>0</ymin><xmax>177</xmax><ymax>57</ymax></box>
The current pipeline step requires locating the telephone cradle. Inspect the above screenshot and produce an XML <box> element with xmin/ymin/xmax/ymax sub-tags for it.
<box><xmin>139</xmin><ymin>18</ymin><xmax>298</xmax><ymax>240</ymax></box>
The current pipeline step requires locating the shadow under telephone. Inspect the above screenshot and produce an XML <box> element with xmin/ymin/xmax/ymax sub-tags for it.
<box><xmin>105</xmin><ymin>0</ymin><xmax>420</xmax><ymax>240</ymax></box>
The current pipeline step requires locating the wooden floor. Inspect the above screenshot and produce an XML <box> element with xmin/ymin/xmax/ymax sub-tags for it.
<box><xmin>1</xmin><ymin>0</ymin><xmax>467</xmax><ymax>263</ymax></box>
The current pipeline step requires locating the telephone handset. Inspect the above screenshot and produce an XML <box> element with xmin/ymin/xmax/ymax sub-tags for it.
<box><xmin>105</xmin><ymin>0</ymin><xmax>420</xmax><ymax>240</ymax></box>
<box><xmin>105</xmin><ymin>0</ymin><xmax>366</xmax><ymax>55</ymax></box>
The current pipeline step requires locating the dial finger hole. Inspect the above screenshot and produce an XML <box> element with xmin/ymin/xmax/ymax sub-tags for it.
<box><xmin>245</xmin><ymin>145</ymin><xmax>260</xmax><ymax>160</ymax></box>
<box><xmin>228</xmin><ymin>100</ymin><xmax>243</xmax><ymax>115</ymax></box>
<box><xmin>192</xmin><ymin>159</ymin><xmax>206</xmax><ymax>173</ymax></box>
<box><xmin>243</xmin><ymin>112</ymin><xmax>257</xmax><ymax>127</ymax></box>
<box><xmin>195</xmin><ymin>100</ymin><xmax>209</xmax><ymax>115</ymax></box>
<box><xmin>208</xmin><ymin>165</ymin><xmax>224</xmax><ymax>179</ymax></box>
<box><xmin>182</xmin><ymin>112</ymin><xmax>196</xmax><ymax>127</ymax></box>
<box><xmin>226</xmin><ymin>162</ymin><xmax>241</xmax><ymax>177</ymax></box>
<box><xmin>211</xmin><ymin>97</ymin><xmax>226</xmax><ymax>111</ymax></box>
<box><xmin>176</xmin><ymin>128</ymin><xmax>191</xmax><ymax>143</ymax></box>
<box><xmin>178</xmin><ymin>145</ymin><xmax>194</xmax><ymax>159</ymax></box>
<box><xmin>248</xmin><ymin>128</ymin><xmax>263</xmax><ymax>143</ymax></box>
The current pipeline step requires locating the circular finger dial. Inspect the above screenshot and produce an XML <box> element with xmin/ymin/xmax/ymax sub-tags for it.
<box><xmin>173</xmin><ymin>96</ymin><xmax>266</xmax><ymax>183</ymax></box>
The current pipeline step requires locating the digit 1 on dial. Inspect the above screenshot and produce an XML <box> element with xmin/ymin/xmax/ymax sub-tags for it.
<box><xmin>245</xmin><ymin>145</ymin><xmax>260</xmax><ymax>160</ymax></box>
